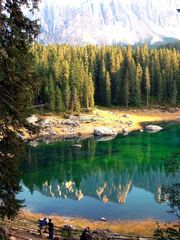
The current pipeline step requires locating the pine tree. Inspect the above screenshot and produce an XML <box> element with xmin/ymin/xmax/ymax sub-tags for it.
<box><xmin>0</xmin><ymin>0</ymin><xmax>39</xmax><ymax>220</ymax></box>
<box><xmin>71</xmin><ymin>88</ymin><xmax>81</xmax><ymax>112</ymax></box>
<box><xmin>170</xmin><ymin>79</ymin><xmax>177</xmax><ymax>106</ymax></box>
<box><xmin>56</xmin><ymin>87</ymin><xmax>64</xmax><ymax>112</ymax></box>
<box><xmin>88</xmin><ymin>73</ymin><xmax>95</xmax><ymax>109</ymax></box>
<box><xmin>109</xmin><ymin>49</ymin><xmax>117</xmax><ymax>103</ymax></box>
<box><xmin>0</xmin><ymin>134</ymin><xmax>25</xmax><ymax>220</ymax></box>
<box><xmin>129</xmin><ymin>59</ymin><xmax>136</xmax><ymax>105</ymax></box>
<box><xmin>145</xmin><ymin>66</ymin><xmax>151</xmax><ymax>106</ymax></box>
<box><xmin>124</xmin><ymin>70</ymin><xmax>130</xmax><ymax>108</ymax></box>
<box><xmin>82</xmin><ymin>71</ymin><xmax>94</xmax><ymax>110</ymax></box>
<box><xmin>140</xmin><ymin>44</ymin><xmax>149</xmax><ymax>96</ymax></box>
<box><xmin>98</xmin><ymin>55</ymin><xmax>106</xmax><ymax>105</ymax></box>
<box><xmin>135</xmin><ymin>63</ymin><xmax>143</xmax><ymax>106</ymax></box>
<box><xmin>105</xmin><ymin>71</ymin><xmax>111</xmax><ymax>106</ymax></box>
<box><xmin>48</xmin><ymin>76</ymin><xmax>55</xmax><ymax>112</ymax></box>
<box><xmin>61</xmin><ymin>61</ymin><xmax>71</xmax><ymax>110</ymax></box>
<box><xmin>157</xmin><ymin>72</ymin><xmax>163</xmax><ymax>103</ymax></box>
<box><xmin>0</xmin><ymin>0</ymin><xmax>39</xmax><ymax>131</ymax></box>
<box><xmin>170</xmin><ymin>49</ymin><xmax>179</xmax><ymax>105</ymax></box>
<box><xmin>162</xmin><ymin>49</ymin><xmax>171</xmax><ymax>100</ymax></box>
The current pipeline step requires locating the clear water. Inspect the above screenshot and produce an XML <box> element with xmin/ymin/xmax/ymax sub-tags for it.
<box><xmin>19</xmin><ymin>122</ymin><xmax>180</xmax><ymax>220</ymax></box>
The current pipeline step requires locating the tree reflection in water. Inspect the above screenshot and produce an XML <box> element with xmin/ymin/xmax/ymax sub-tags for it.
<box><xmin>164</xmin><ymin>154</ymin><xmax>180</xmax><ymax>219</ymax></box>
<box><xmin>155</xmin><ymin>155</ymin><xmax>180</xmax><ymax>239</ymax></box>
<box><xmin>0</xmin><ymin>132</ymin><xmax>24</xmax><ymax>219</ymax></box>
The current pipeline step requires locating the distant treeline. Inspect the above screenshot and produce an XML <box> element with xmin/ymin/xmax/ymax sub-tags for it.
<box><xmin>32</xmin><ymin>44</ymin><xmax>180</xmax><ymax>112</ymax></box>
<box><xmin>160</xmin><ymin>41</ymin><xmax>180</xmax><ymax>51</ymax></box>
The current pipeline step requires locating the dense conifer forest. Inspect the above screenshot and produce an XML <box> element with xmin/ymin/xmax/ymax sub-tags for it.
<box><xmin>32</xmin><ymin>44</ymin><xmax>180</xmax><ymax>112</ymax></box>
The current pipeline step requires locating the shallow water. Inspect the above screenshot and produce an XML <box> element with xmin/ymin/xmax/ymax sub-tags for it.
<box><xmin>18</xmin><ymin>122</ymin><xmax>180</xmax><ymax>220</ymax></box>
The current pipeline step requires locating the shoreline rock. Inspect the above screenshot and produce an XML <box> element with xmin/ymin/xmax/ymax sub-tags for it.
<box><xmin>145</xmin><ymin>125</ymin><xmax>163</xmax><ymax>132</ymax></box>
<box><xmin>94</xmin><ymin>127</ymin><xmax>117</xmax><ymax>136</ymax></box>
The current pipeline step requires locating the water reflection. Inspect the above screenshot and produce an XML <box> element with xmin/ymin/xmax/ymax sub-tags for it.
<box><xmin>20</xmin><ymin>124</ymin><xmax>180</xmax><ymax>219</ymax></box>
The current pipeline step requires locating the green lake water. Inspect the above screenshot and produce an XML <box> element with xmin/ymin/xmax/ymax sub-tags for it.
<box><xmin>18</xmin><ymin>122</ymin><xmax>180</xmax><ymax>220</ymax></box>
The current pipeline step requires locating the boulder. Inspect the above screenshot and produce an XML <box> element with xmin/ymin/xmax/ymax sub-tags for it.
<box><xmin>145</xmin><ymin>125</ymin><xmax>163</xmax><ymax>132</ymax></box>
<box><xmin>94</xmin><ymin>127</ymin><xmax>117</xmax><ymax>136</ymax></box>
<box><xmin>122</xmin><ymin>127</ymin><xmax>129</xmax><ymax>134</ymax></box>
<box><xmin>90</xmin><ymin>230</ymin><xmax>109</xmax><ymax>240</ymax></box>
<box><xmin>127</xmin><ymin>120</ymin><xmax>133</xmax><ymax>126</ymax></box>
<box><xmin>16</xmin><ymin>132</ymin><xmax>25</xmax><ymax>140</ymax></box>
<box><xmin>38</xmin><ymin>119</ymin><xmax>51</xmax><ymax>127</ymax></box>
<box><xmin>62</xmin><ymin>120</ymin><xmax>80</xmax><ymax>127</ymax></box>
<box><xmin>9</xmin><ymin>237</ymin><xmax>16</xmax><ymax>240</ymax></box>
<box><xmin>91</xmin><ymin>117</ymin><xmax>102</xmax><ymax>122</ymax></box>
<box><xmin>26</xmin><ymin>115</ymin><xmax>38</xmax><ymax>124</ymax></box>
<box><xmin>168</xmin><ymin>108</ymin><xmax>177</xmax><ymax>113</ymax></box>
<box><xmin>79</xmin><ymin>116</ymin><xmax>93</xmax><ymax>123</ymax></box>
<box><xmin>63</xmin><ymin>225</ymin><xmax>73</xmax><ymax>231</ymax></box>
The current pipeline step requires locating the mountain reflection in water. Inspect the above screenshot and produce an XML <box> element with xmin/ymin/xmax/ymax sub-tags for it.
<box><xmin>19</xmin><ymin>123</ymin><xmax>180</xmax><ymax>220</ymax></box>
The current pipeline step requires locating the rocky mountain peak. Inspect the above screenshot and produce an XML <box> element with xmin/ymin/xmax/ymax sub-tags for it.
<box><xmin>36</xmin><ymin>0</ymin><xmax>180</xmax><ymax>45</ymax></box>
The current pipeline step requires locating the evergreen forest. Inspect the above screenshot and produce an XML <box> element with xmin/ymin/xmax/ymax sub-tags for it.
<box><xmin>32</xmin><ymin>44</ymin><xmax>180</xmax><ymax>112</ymax></box>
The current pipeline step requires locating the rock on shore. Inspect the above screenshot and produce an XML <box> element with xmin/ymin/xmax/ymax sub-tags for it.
<box><xmin>145</xmin><ymin>125</ymin><xmax>163</xmax><ymax>132</ymax></box>
<box><xmin>94</xmin><ymin>127</ymin><xmax>117</xmax><ymax>136</ymax></box>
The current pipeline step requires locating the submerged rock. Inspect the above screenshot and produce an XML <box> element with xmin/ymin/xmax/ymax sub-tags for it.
<box><xmin>95</xmin><ymin>135</ymin><xmax>116</xmax><ymax>142</ymax></box>
<box><xmin>145</xmin><ymin>125</ymin><xmax>163</xmax><ymax>132</ymax></box>
<box><xmin>94</xmin><ymin>127</ymin><xmax>117</xmax><ymax>136</ymax></box>
<box><xmin>72</xmin><ymin>144</ymin><xmax>82</xmax><ymax>148</ymax></box>
<box><xmin>29</xmin><ymin>140</ymin><xmax>39</xmax><ymax>147</ymax></box>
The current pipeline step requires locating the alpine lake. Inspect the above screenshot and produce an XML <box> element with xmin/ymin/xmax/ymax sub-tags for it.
<box><xmin>18</xmin><ymin>122</ymin><xmax>180</xmax><ymax>221</ymax></box>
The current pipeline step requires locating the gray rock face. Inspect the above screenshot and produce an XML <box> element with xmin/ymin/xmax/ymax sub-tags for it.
<box><xmin>36</xmin><ymin>0</ymin><xmax>180</xmax><ymax>45</ymax></box>
<box><xmin>145</xmin><ymin>125</ymin><xmax>163</xmax><ymax>132</ymax></box>
<box><xmin>94</xmin><ymin>127</ymin><xmax>117</xmax><ymax>136</ymax></box>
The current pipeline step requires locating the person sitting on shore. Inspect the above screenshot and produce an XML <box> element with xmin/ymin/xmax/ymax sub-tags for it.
<box><xmin>38</xmin><ymin>217</ymin><xmax>48</xmax><ymax>236</ymax></box>
<box><xmin>80</xmin><ymin>227</ymin><xmax>91</xmax><ymax>240</ymax></box>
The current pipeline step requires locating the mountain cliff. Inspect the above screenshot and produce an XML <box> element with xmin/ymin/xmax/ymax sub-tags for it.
<box><xmin>36</xmin><ymin>0</ymin><xmax>180</xmax><ymax>45</ymax></box>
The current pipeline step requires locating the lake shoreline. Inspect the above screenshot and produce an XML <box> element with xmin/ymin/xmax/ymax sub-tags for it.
<box><xmin>25</xmin><ymin>107</ymin><xmax>180</xmax><ymax>142</ymax></box>
<box><xmin>6</xmin><ymin>210</ymin><xmax>177</xmax><ymax>238</ymax></box>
